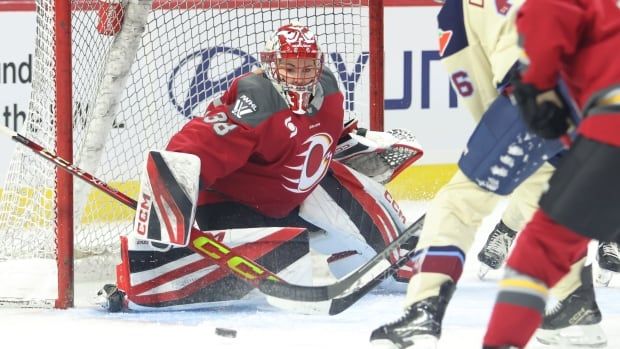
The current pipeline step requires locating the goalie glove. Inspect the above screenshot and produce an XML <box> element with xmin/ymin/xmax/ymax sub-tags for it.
<box><xmin>334</xmin><ymin>123</ymin><xmax>423</xmax><ymax>184</ymax></box>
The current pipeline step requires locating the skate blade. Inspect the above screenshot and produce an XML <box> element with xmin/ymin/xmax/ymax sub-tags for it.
<box><xmin>596</xmin><ymin>270</ymin><xmax>612</xmax><ymax>287</ymax></box>
<box><xmin>478</xmin><ymin>265</ymin><xmax>491</xmax><ymax>280</ymax></box>
<box><xmin>411</xmin><ymin>335</ymin><xmax>438</xmax><ymax>349</ymax></box>
<box><xmin>370</xmin><ymin>335</ymin><xmax>437</xmax><ymax>349</ymax></box>
<box><xmin>370</xmin><ymin>339</ymin><xmax>401</xmax><ymax>349</ymax></box>
<box><xmin>536</xmin><ymin>324</ymin><xmax>607</xmax><ymax>348</ymax></box>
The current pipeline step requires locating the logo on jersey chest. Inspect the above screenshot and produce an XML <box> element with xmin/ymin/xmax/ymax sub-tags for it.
<box><xmin>282</xmin><ymin>133</ymin><xmax>334</xmax><ymax>194</ymax></box>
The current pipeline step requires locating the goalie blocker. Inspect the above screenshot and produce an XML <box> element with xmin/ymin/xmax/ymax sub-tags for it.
<box><xmin>108</xmin><ymin>149</ymin><xmax>422</xmax><ymax>311</ymax></box>
<box><xmin>132</xmin><ymin>150</ymin><xmax>200</xmax><ymax>247</ymax></box>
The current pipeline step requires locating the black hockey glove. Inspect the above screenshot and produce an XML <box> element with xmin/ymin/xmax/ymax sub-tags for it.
<box><xmin>510</xmin><ymin>75</ymin><xmax>571</xmax><ymax>139</ymax></box>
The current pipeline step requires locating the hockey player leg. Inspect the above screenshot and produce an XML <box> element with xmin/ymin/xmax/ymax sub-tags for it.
<box><xmin>483</xmin><ymin>210</ymin><xmax>592</xmax><ymax>348</ymax></box>
<box><xmin>477</xmin><ymin>164</ymin><xmax>555</xmax><ymax>279</ymax></box>
<box><xmin>536</xmin><ymin>261</ymin><xmax>607</xmax><ymax>348</ymax></box>
<box><xmin>370</xmin><ymin>279</ymin><xmax>456</xmax><ymax>349</ymax></box>
<box><xmin>371</xmin><ymin>170</ymin><xmax>502</xmax><ymax>348</ymax></box>
<box><xmin>369</xmin><ymin>245</ymin><xmax>464</xmax><ymax>349</ymax></box>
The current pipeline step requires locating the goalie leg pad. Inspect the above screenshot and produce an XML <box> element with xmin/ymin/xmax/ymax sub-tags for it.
<box><xmin>302</xmin><ymin>163</ymin><xmax>406</xmax><ymax>253</ymax></box>
<box><xmin>117</xmin><ymin>224</ymin><xmax>311</xmax><ymax>310</ymax></box>
<box><xmin>458</xmin><ymin>94</ymin><xmax>565</xmax><ymax>195</ymax></box>
<box><xmin>301</xmin><ymin>162</ymin><xmax>412</xmax><ymax>278</ymax></box>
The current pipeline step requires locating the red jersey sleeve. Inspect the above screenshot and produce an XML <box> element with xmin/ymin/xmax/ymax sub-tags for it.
<box><xmin>516</xmin><ymin>0</ymin><xmax>586</xmax><ymax>89</ymax></box>
<box><xmin>166</xmin><ymin>105</ymin><xmax>258</xmax><ymax>188</ymax></box>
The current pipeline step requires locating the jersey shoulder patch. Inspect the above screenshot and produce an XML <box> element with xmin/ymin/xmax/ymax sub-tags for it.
<box><xmin>437</xmin><ymin>0</ymin><xmax>469</xmax><ymax>58</ymax></box>
<box><xmin>230</xmin><ymin>73</ymin><xmax>289</xmax><ymax>128</ymax></box>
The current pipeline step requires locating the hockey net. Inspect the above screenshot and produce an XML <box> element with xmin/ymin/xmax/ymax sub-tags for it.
<box><xmin>0</xmin><ymin>0</ymin><xmax>383</xmax><ymax>307</ymax></box>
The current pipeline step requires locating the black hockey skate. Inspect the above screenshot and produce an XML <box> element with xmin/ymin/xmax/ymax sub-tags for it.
<box><xmin>369</xmin><ymin>281</ymin><xmax>455</xmax><ymax>349</ymax></box>
<box><xmin>477</xmin><ymin>221</ymin><xmax>517</xmax><ymax>279</ymax></box>
<box><xmin>536</xmin><ymin>265</ymin><xmax>607</xmax><ymax>347</ymax></box>
<box><xmin>95</xmin><ymin>284</ymin><xmax>126</xmax><ymax>312</ymax></box>
<box><xmin>596</xmin><ymin>241</ymin><xmax>620</xmax><ymax>287</ymax></box>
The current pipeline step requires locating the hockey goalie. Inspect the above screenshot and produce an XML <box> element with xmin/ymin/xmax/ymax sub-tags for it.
<box><xmin>98</xmin><ymin>22</ymin><xmax>423</xmax><ymax>312</ymax></box>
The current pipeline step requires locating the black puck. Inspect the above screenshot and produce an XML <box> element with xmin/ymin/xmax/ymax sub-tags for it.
<box><xmin>215</xmin><ymin>327</ymin><xmax>237</xmax><ymax>338</ymax></box>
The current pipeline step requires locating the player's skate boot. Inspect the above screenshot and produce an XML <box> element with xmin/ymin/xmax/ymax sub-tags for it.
<box><xmin>596</xmin><ymin>241</ymin><xmax>620</xmax><ymax>286</ymax></box>
<box><xmin>476</xmin><ymin>221</ymin><xmax>517</xmax><ymax>279</ymax></box>
<box><xmin>95</xmin><ymin>284</ymin><xmax>126</xmax><ymax>312</ymax></box>
<box><xmin>535</xmin><ymin>265</ymin><xmax>607</xmax><ymax>347</ymax></box>
<box><xmin>369</xmin><ymin>281</ymin><xmax>455</xmax><ymax>349</ymax></box>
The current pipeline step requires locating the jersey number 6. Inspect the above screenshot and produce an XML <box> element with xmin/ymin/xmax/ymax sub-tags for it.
<box><xmin>451</xmin><ymin>71</ymin><xmax>474</xmax><ymax>97</ymax></box>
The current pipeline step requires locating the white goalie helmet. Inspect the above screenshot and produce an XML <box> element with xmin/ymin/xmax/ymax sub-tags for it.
<box><xmin>260</xmin><ymin>21</ymin><xmax>324</xmax><ymax>114</ymax></box>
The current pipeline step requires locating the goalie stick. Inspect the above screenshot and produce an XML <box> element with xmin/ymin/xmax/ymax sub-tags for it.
<box><xmin>261</xmin><ymin>214</ymin><xmax>423</xmax><ymax>302</ymax></box>
<box><xmin>1</xmin><ymin>125</ymin><xmax>422</xmax><ymax>304</ymax></box>
<box><xmin>327</xmin><ymin>229</ymin><xmax>421</xmax><ymax>315</ymax></box>
<box><xmin>267</xmin><ymin>215</ymin><xmax>423</xmax><ymax>314</ymax></box>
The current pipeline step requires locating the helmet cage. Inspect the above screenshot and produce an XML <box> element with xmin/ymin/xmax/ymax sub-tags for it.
<box><xmin>260</xmin><ymin>24</ymin><xmax>324</xmax><ymax>114</ymax></box>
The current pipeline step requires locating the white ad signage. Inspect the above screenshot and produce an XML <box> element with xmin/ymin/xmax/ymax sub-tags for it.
<box><xmin>0</xmin><ymin>13</ymin><xmax>36</xmax><ymax>182</ymax></box>
<box><xmin>0</xmin><ymin>6</ymin><xmax>473</xmax><ymax>186</ymax></box>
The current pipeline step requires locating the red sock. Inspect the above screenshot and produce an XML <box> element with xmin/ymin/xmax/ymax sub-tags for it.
<box><xmin>483</xmin><ymin>302</ymin><xmax>542</xmax><ymax>348</ymax></box>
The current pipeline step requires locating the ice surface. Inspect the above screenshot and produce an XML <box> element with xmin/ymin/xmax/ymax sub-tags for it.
<box><xmin>1</xmin><ymin>201</ymin><xmax>619</xmax><ymax>348</ymax></box>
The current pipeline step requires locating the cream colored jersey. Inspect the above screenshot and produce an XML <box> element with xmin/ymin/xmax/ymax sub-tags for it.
<box><xmin>437</xmin><ymin>0</ymin><xmax>523</xmax><ymax>122</ymax></box>
<box><xmin>403</xmin><ymin>0</ymin><xmax>578</xmax><ymax>307</ymax></box>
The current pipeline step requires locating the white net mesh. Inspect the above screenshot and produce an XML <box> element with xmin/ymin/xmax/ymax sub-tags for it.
<box><xmin>0</xmin><ymin>0</ymin><xmax>372</xmax><ymax>304</ymax></box>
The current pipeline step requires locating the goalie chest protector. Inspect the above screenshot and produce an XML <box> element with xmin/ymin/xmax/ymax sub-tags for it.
<box><xmin>167</xmin><ymin>69</ymin><xmax>345</xmax><ymax>218</ymax></box>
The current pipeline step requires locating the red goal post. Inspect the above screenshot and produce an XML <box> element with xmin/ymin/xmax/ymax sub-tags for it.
<box><xmin>0</xmin><ymin>0</ymin><xmax>384</xmax><ymax>308</ymax></box>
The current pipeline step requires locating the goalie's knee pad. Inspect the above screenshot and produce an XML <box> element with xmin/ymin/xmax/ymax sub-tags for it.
<box><xmin>459</xmin><ymin>95</ymin><xmax>565</xmax><ymax>195</ymax></box>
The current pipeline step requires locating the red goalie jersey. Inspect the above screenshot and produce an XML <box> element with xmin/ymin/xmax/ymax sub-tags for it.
<box><xmin>166</xmin><ymin>69</ymin><xmax>344</xmax><ymax>218</ymax></box>
<box><xmin>517</xmin><ymin>0</ymin><xmax>620</xmax><ymax>146</ymax></box>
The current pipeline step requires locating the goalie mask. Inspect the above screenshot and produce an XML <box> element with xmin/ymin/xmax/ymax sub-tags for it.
<box><xmin>260</xmin><ymin>22</ymin><xmax>324</xmax><ymax>114</ymax></box>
